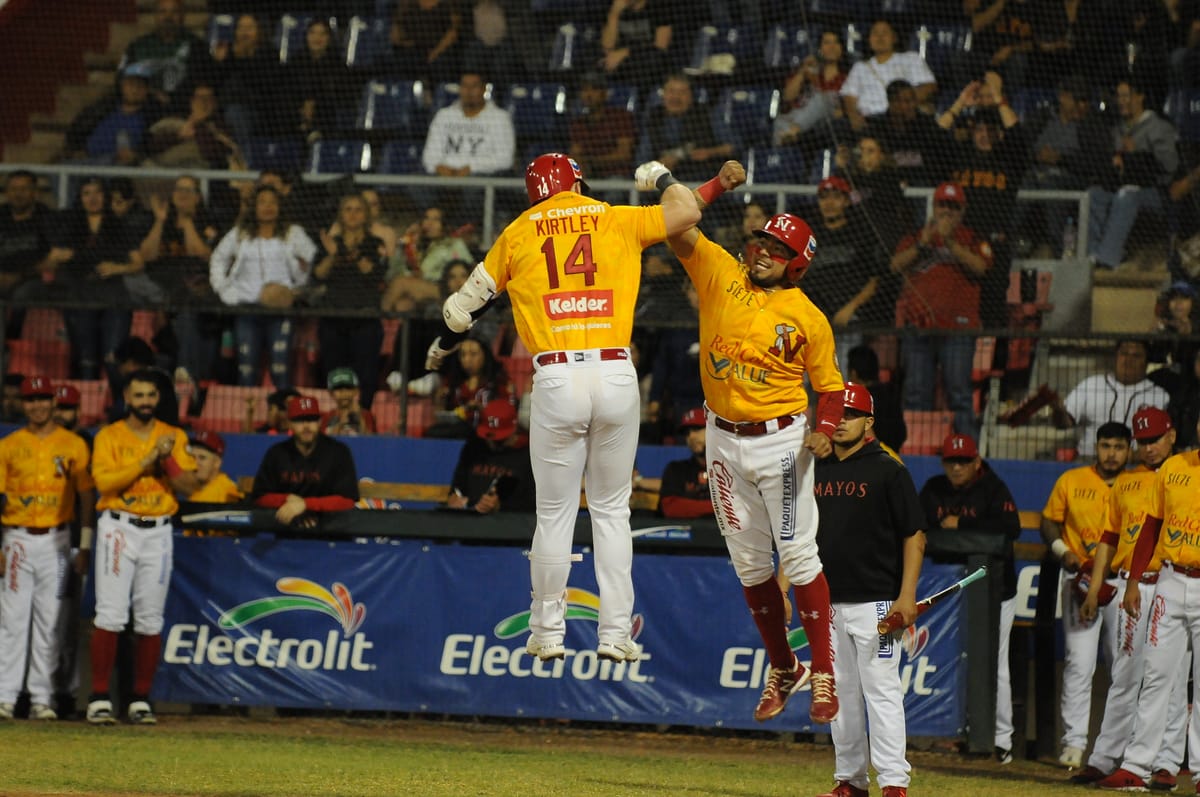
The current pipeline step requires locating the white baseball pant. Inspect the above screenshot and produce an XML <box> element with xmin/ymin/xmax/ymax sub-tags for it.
<box><xmin>1114</xmin><ymin>565</ymin><xmax>1200</xmax><ymax>782</ymax></box>
<box><xmin>1059</xmin><ymin>571</ymin><xmax>1120</xmax><ymax>751</ymax></box>
<box><xmin>527</xmin><ymin>351</ymin><xmax>639</xmax><ymax>647</ymax></box>
<box><xmin>829</xmin><ymin>601</ymin><xmax>912</xmax><ymax>791</ymax></box>
<box><xmin>94</xmin><ymin>511</ymin><xmax>173</xmax><ymax>635</ymax></box>
<box><xmin>705</xmin><ymin>415</ymin><xmax>822</xmax><ymax>588</ymax></box>
<box><xmin>0</xmin><ymin>526</ymin><xmax>69</xmax><ymax>705</ymax></box>
<box><xmin>1087</xmin><ymin>574</ymin><xmax>1189</xmax><ymax>774</ymax></box>
<box><xmin>995</xmin><ymin>596</ymin><xmax>1016</xmax><ymax>751</ymax></box>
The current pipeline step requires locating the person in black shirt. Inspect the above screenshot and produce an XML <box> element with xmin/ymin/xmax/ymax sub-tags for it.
<box><xmin>251</xmin><ymin>395</ymin><xmax>359</xmax><ymax>529</ymax></box>
<box><xmin>813</xmin><ymin>383</ymin><xmax>925</xmax><ymax>797</ymax></box>
<box><xmin>918</xmin><ymin>432</ymin><xmax>1021</xmax><ymax>764</ymax></box>
<box><xmin>0</xmin><ymin>170</ymin><xmax>55</xmax><ymax>336</ymax></box>
<box><xmin>867</xmin><ymin>81</ymin><xmax>947</xmax><ymax>187</ymax></box>
<box><xmin>657</xmin><ymin>407</ymin><xmax>712</xmax><ymax>520</ymax></box>
<box><xmin>446</xmin><ymin>399</ymin><xmax>535</xmax><ymax>514</ymax></box>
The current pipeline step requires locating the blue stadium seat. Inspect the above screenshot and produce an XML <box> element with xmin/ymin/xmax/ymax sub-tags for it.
<box><xmin>377</xmin><ymin>140</ymin><xmax>423</xmax><ymax>175</ymax></box>
<box><xmin>343</xmin><ymin>16</ymin><xmax>390</xmax><ymax>69</ymax></box>
<box><xmin>1009</xmin><ymin>88</ymin><xmax>1057</xmax><ymax>124</ymax></box>
<box><xmin>207</xmin><ymin>14</ymin><xmax>234</xmax><ymax>55</ymax></box>
<box><xmin>747</xmin><ymin>146</ymin><xmax>806</xmax><ymax>185</ymax></box>
<box><xmin>548</xmin><ymin>22</ymin><xmax>601</xmax><ymax>73</ymax></box>
<box><xmin>807</xmin><ymin>0</ymin><xmax>865</xmax><ymax>16</ymax></box>
<box><xmin>309</xmin><ymin>140</ymin><xmax>372</xmax><ymax>174</ymax></box>
<box><xmin>713</xmin><ymin>86</ymin><xmax>778</xmax><ymax>151</ymax></box>
<box><xmin>909</xmin><ymin>24</ymin><xmax>972</xmax><ymax>79</ymax></box>
<box><xmin>879</xmin><ymin>0</ymin><xmax>913</xmax><ymax>15</ymax></box>
<box><xmin>432</xmin><ymin>80</ymin><xmax>495</xmax><ymax>113</ymax></box>
<box><xmin>245</xmin><ymin>139</ymin><xmax>304</xmax><ymax>172</ymax></box>
<box><xmin>505</xmin><ymin>83</ymin><xmax>569</xmax><ymax>142</ymax></box>
<box><xmin>808</xmin><ymin>148</ymin><xmax>836</xmax><ymax>184</ymax></box>
<box><xmin>273</xmin><ymin>14</ymin><xmax>338</xmax><ymax>64</ymax></box>
<box><xmin>763</xmin><ymin>25</ymin><xmax>811</xmax><ymax>71</ymax></box>
<box><xmin>688</xmin><ymin>26</ymin><xmax>758</xmax><ymax>75</ymax></box>
<box><xmin>842</xmin><ymin>22</ymin><xmax>868</xmax><ymax>61</ymax></box>
<box><xmin>356</xmin><ymin>79</ymin><xmax>426</xmax><ymax>133</ymax></box>
<box><xmin>1166</xmin><ymin>90</ymin><xmax>1200</xmax><ymax>142</ymax></box>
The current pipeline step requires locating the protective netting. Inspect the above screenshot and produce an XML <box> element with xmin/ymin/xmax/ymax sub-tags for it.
<box><xmin>1</xmin><ymin>0</ymin><xmax>1198</xmax><ymax>455</ymax></box>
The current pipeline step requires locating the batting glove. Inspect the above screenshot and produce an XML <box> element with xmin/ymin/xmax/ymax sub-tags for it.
<box><xmin>425</xmin><ymin>336</ymin><xmax>459</xmax><ymax>371</ymax></box>
<box><xmin>634</xmin><ymin>160</ymin><xmax>672</xmax><ymax>192</ymax></box>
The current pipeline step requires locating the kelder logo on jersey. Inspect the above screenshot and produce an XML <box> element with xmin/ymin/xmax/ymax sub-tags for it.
<box><xmin>163</xmin><ymin>578</ymin><xmax>376</xmax><ymax>672</ymax></box>
<box><xmin>438</xmin><ymin>588</ymin><xmax>650</xmax><ymax>683</ymax></box>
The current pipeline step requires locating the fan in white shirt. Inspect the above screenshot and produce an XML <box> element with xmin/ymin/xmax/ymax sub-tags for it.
<box><xmin>840</xmin><ymin>19</ymin><xmax>937</xmax><ymax>130</ymax></box>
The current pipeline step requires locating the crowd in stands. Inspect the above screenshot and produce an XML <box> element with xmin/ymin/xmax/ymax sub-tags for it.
<box><xmin>2</xmin><ymin>0</ymin><xmax>1200</xmax><ymax>455</ymax></box>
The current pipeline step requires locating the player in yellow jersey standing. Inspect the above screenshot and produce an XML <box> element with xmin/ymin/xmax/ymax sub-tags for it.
<box><xmin>1040</xmin><ymin>421</ymin><xmax>1132</xmax><ymax>769</ymax></box>
<box><xmin>1072</xmin><ymin>408</ymin><xmax>1187</xmax><ymax>789</ymax></box>
<box><xmin>654</xmin><ymin>158</ymin><xmax>845</xmax><ymax>726</ymax></box>
<box><xmin>427</xmin><ymin>153</ymin><xmax>700</xmax><ymax>662</ymax></box>
<box><xmin>0</xmin><ymin>376</ymin><xmax>94</xmax><ymax>721</ymax></box>
<box><xmin>1095</xmin><ymin>412</ymin><xmax>1200</xmax><ymax>792</ymax></box>
<box><xmin>88</xmin><ymin>370</ymin><xmax>199</xmax><ymax>725</ymax></box>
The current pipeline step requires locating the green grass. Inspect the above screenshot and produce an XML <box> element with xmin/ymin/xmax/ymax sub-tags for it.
<box><xmin>0</xmin><ymin>716</ymin><xmax>1126</xmax><ymax>796</ymax></box>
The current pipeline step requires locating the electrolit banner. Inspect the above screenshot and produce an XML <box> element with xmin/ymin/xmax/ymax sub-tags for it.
<box><xmin>157</xmin><ymin>536</ymin><xmax>966</xmax><ymax>734</ymax></box>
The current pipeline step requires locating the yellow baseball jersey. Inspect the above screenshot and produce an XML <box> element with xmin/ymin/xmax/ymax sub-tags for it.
<box><xmin>1146</xmin><ymin>450</ymin><xmax>1200</xmax><ymax>569</ymax></box>
<box><xmin>93</xmin><ymin>419</ymin><xmax>196</xmax><ymax>517</ymax></box>
<box><xmin>678</xmin><ymin>233</ymin><xmax>843</xmax><ymax>421</ymax></box>
<box><xmin>481</xmin><ymin>191</ymin><xmax>667</xmax><ymax>354</ymax></box>
<box><xmin>0</xmin><ymin>426</ymin><xmax>93</xmax><ymax>528</ymax></box>
<box><xmin>1105</xmin><ymin>465</ymin><xmax>1163</xmax><ymax>574</ymax></box>
<box><xmin>190</xmin><ymin>473</ymin><xmax>242</xmax><ymax>504</ymax></box>
<box><xmin>1043</xmin><ymin>465</ymin><xmax>1114</xmax><ymax>561</ymax></box>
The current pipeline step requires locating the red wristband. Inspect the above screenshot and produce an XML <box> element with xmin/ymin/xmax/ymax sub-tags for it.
<box><xmin>697</xmin><ymin>176</ymin><xmax>726</xmax><ymax>204</ymax></box>
<box><xmin>162</xmin><ymin>456</ymin><xmax>183</xmax><ymax>479</ymax></box>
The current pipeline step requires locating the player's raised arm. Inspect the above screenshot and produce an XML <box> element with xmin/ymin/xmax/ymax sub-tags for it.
<box><xmin>642</xmin><ymin>160</ymin><xmax>746</xmax><ymax>259</ymax></box>
<box><xmin>633</xmin><ymin>160</ymin><xmax>705</xmax><ymax>239</ymax></box>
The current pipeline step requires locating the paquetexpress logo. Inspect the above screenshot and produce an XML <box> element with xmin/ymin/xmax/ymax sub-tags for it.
<box><xmin>439</xmin><ymin>588</ymin><xmax>650</xmax><ymax>682</ymax></box>
<box><xmin>163</xmin><ymin>578</ymin><xmax>375</xmax><ymax>672</ymax></box>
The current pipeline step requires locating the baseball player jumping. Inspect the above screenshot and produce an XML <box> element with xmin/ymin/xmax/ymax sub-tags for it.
<box><xmin>427</xmin><ymin>153</ymin><xmax>701</xmax><ymax>662</ymax></box>
<box><xmin>88</xmin><ymin>370</ymin><xmax>199</xmax><ymax>725</ymax></box>
<box><xmin>0</xmin><ymin>377</ymin><xmax>94</xmax><ymax>721</ymax></box>
<box><xmin>655</xmin><ymin>158</ymin><xmax>844</xmax><ymax>725</ymax></box>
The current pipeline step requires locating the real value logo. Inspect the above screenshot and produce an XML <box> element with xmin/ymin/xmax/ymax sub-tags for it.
<box><xmin>163</xmin><ymin>578</ymin><xmax>375</xmax><ymax>672</ymax></box>
<box><xmin>439</xmin><ymin>587</ymin><xmax>649</xmax><ymax>682</ymax></box>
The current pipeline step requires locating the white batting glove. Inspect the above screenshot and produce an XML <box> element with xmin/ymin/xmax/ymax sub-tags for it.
<box><xmin>425</xmin><ymin>336</ymin><xmax>459</xmax><ymax>371</ymax></box>
<box><xmin>635</xmin><ymin>160</ymin><xmax>671</xmax><ymax>192</ymax></box>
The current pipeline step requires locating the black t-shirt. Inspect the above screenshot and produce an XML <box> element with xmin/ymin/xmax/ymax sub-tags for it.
<box><xmin>449</xmin><ymin>435</ymin><xmax>536</xmax><ymax>511</ymax></box>
<box><xmin>814</xmin><ymin>440</ymin><xmax>926</xmax><ymax>603</ymax></box>
<box><xmin>315</xmin><ymin>232</ymin><xmax>388</xmax><ymax>308</ymax></box>
<box><xmin>52</xmin><ymin>210</ymin><xmax>137</xmax><ymax>300</ymax></box>
<box><xmin>948</xmin><ymin>123</ymin><xmax>1029</xmax><ymax>237</ymax></box>
<box><xmin>867</xmin><ymin>113</ymin><xmax>947</xmax><ymax>186</ymax></box>
<box><xmin>250</xmin><ymin>435</ymin><xmax>359</xmax><ymax>501</ymax></box>
<box><xmin>150</xmin><ymin>213</ymin><xmax>220</xmax><ymax>305</ymax></box>
<box><xmin>0</xmin><ymin>203</ymin><xmax>53</xmax><ymax>277</ymax></box>
<box><xmin>804</xmin><ymin>214</ymin><xmax>886</xmax><ymax>325</ymax></box>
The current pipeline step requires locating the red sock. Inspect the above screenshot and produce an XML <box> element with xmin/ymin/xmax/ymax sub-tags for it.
<box><xmin>90</xmin><ymin>628</ymin><xmax>120</xmax><ymax>695</ymax></box>
<box><xmin>742</xmin><ymin>578</ymin><xmax>796</xmax><ymax>670</ymax></box>
<box><xmin>793</xmin><ymin>573</ymin><xmax>834</xmax><ymax>674</ymax></box>
<box><xmin>133</xmin><ymin>633</ymin><xmax>162</xmax><ymax>697</ymax></box>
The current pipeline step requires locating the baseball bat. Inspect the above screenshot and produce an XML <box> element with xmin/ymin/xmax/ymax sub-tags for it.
<box><xmin>876</xmin><ymin>566</ymin><xmax>988</xmax><ymax>635</ymax></box>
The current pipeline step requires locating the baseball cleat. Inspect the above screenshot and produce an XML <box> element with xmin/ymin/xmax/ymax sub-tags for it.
<box><xmin>1068</xmin><ymin>765</ymin><xmax>1109</xmax><ymax>784</ymax></box>
<box><xmin>524</xmin><ymin>637</ymin><xmax>565</xmax><ymax>661</ymax></box>
<box><xmin>1148</xmin><ymin>769</ymin><xmax>1176</xmax><ymax>791</ymax></box>
<box><xmin>995</xmin><ymin>746</ymin><xmax>1014</xmax><ymax>765</ymax></box>
<box><xmin>813</xmin><ymin>781</ymin><xmax>868</xmax><ymax>797</ymax></box>
<box><xmin>1095</xmin><ymin>767</ymin><xmax>1150</xmax><ymax>791</ymax></box>
<box><xmin>29</xmin><ymin>703</ymin><xmax>57</xmax><ymax>721</ymax></box>
<box><xmin>597</xmin><ymin>639</ymin><xmax>642</xmax><ymax>663</ymax></box>
<box><xmin>880</xmin><ymin>788</ymin><xmax>907</xmax><ymax>797</ymax></box>
<box><xmin>808</xmin><ymin>671</ymin><xmax>839</xmax><ymax>724</ymax></box>
<box><xmin>127</xmin><ymin>700</ymin><xmax>157</xmax><ymax>725</ymax></box>
<box><xmin>753</xmin><ymin>658</ymin><xmax>810</xmax><ymax>722</ymax></box>
<box><xmin>1058</xmin><ymin>745</ymin><xmax>1084</xmax><ymax>769</ymax></box>
<box><xmin>86</xmin><ymin>699</ymin><xmax>117</xmax><ymax>726</ymax></box>
<box><xmin>0</xmin><ymin>702</ymin><xmax>13</xmax><ymax>720</ymax></box>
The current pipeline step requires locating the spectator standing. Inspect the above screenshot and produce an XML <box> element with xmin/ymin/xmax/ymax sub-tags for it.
<box><xmin>657</xmin><ymin>407</ymin><xmax>712</xmax><ymax>519</ymax></box>
<box><xmin>636</xmin><ymin>73</ymin><xmax>734</xmax><ymax>182</ymax></box>
<box><xmin>461</xmin><ymin>0</ymin><xmax>525</xmax><ymax>87</ymax></box>
<box><xmin>65</xmin><ymin>64</ymin><xmax>163</xmax><ymax>165</ymax></box>
<box><xmin>88</xmin><ymin>370</ymin><xmax>200</xmax><ymax>725</ymax></box>
<box><xmin>568</xmin><ymin>71</ymin><xmax>637</xmax><ymax>183</ymax></box>
<box><xmin>321</xmin><ymin>368</ymin><xmax>378</xmax><ymax>436</ymax></box>
<box><xmin>840</xmin><ymin>19</ymin><xmax>936</xmax><ymax>131</ymax></box>
<box><xmin>209</xmin><ymin>13</ymin><xmax>277</xmax><ymax>150</ymax></box>
<box><xmin>186</xmin><ymin>430</ymin><xmax>243</xmax><ymax>503</ymax></box>
<box><xmin>963</xmin><ymin>0</ymin><xmax>1038</xmax><ymax>89</ymax></box>
<box><xmin>772</xmin><ymin>30</ymin><xmax>849</xmax><ymax>148</ymax></box>
<box><xmin>599</xmin><ymin>0</ymin><xmax>672</xmax><ymax>92</ymax></box>
<box><xmin>1039</xmin><ymin>421</ymin><xmax>1131</xmax><ymax>769</ymax></box>
<box><xmin>446</xmin><ymin>398</ymin><xmax>535</xmax><ymax>513</ymax></box>
<box><xmin>812</xmin><ymin>383</ymin><xmax>925</xmax><ymax>797</ymax></box>
<box><xmin>918</xmin><ymin>432</ymin><xmax>1021</xmax><ymax>764</ymax></box>
<box><xmin>891</xmin><ymin>182</ymin><xmax>994</xmax><ymax>437</ymax></box>
<box><xmin>0</xmin><ymin>376</ymin><xmax>95</xmax><ymax>722</ymax></box>
<box><xmin>251</xmin><ymin>395</ymin><xmax>359</xmax><ymax>529</ymax></box>
<box><xmin>314</xmin><ymin>194</ymin><xmax>388</xmax><ymax>399</ymax></box>
<box><xmin>0</xmin><ymin>170</ymin><xmax>54</xmax><ymax>317</ymax></box>
<box><xmin>387</xmin><ymin>0</ymin><xmax>462</xmax><ymax>86</ymax></box>
<box><xmin>1051</xmin><ymin>339</ymin><xmax>1170</xmax><ymax>458</ymax></box>
<box><xmin>209</xmin><ymin>185</ymin><xmax>316</xmax><ymax>388</ymax></box>
<box><xmin>866</xmin><ymin>80</ymin><xmax>946</xmax><ymax>187</ymax></box>
<box><xmin>1086</xmin><ymin>79</ymin><xmax>1180</xmax><ymax>270</ymax></box>
<box><xmin>120</xmin><ymin>0</ymin><xmax>210</xmax><ymax>105</ymax></box>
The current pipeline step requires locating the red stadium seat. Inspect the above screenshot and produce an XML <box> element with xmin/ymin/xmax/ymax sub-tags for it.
<box><xmin>902</xmin><ymin>410</ymin><xmax>954</xmax><ymax>456</ymax></box>
<box><xmin>20</xmin><ymin>308</ymin><xmax>67</xmax><ymax>342</ymax></box>
<box><xmin>405</xmin><ymin>396</ymin><xmax>434</xmax><ymax>437</ymax></box>
<box><xmin>369</xmin><ymin>390</ymin><xmax>400</xmax><ymax>434</ymax></box>
<box><xmin>7</xmin><ymin>338</ymin><xmax>69</xmax><ymax>380</ymax></box>
<box><xmin>58</xmin><ymin>379</ymin><xmax>110</xmax><ymax>427</ymax></box>
<box><xmin>198</xmin><ymin>385</ymin><xmax>271</xmax><ymax>433</ymax></box>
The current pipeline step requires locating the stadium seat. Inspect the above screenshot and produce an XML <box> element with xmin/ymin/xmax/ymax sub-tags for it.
<box><xmin>245</xmin><ymin>139</ymin><xmax>305</xmax><ymax>172</ymax></box>
<box><xmin>909</xmin><ymin>24</ymin><xmax>972</xmax><ymax>80</ymax></box>
<box><xmin>343</xmin><ymin>16</ymin><xmax>390</xmax><ymax>69</ymax></box>
<box><xmin>377</xmin><ymin>140</ymin><xmax>423</xmax><ymax>175</ymax></box>
<box><xmin>58</xmin><ymin>379</ymin><xmax>110</xmax><ymax>427</ymax></box>
<box><xmin>1166</xmin><ymin>90</ymin><xmax>1200</xmax><ymax>143</ymax></box>
<box><xmin>807</xmin><ymin>148</ymin><xmax>837</xmax><ymax>183</ymax></box>
<box><xmin>548</xmin><ymin>22</ymin><xmax>600</xmax><ymax>73</ymax></box>
<box><xmin>879</xmin><ymin>0</ymin><xmax>913</xmax><ymax>14</ymax></box>
<box><xmin>842</xmin><ymin>22</ymin><xmax>867</xmax><ymax>61</ymax></box>
<box><xmin>713</xmin><ymin>86</ymin><xmax>778</xmax><ymax>151</ymax></box>
<box><xmin>370</xmin><ymin>390</ymin><xmax>401</xmax><ymax>433</ymax></box>
<box><xmin>606</xmin><ymin>84</ymin><xmax>638</xmax><ymax>114</ymax></box>
<box><xmin>505</xmin><ymin>83</ymin><xmax>569</xmax><ymax>143</ymax></box>
<box><xmin>806</xmin><ymin>0</ymin><xmax>866</xmax><ymax>18</ymax></box>
<box><xmin>129</xmin><ymin>310</ymin><xmax>163</xmax><ymax>343</ymax></box>
<box><xmin>7</xmin><ymin>339</ymin><xmax>69</xmax><ymax>380</ymax></box>
<box><xmin>432</xmin><ymin>80</ymin><xmax>494</xmax><ymax>113</ymax></box>
<box><xmin>356</xmin><ymin>79</ymin><xmax>426</xmax><ymax>133</ymax></box>
<box><xmin>198</xmin><ymin>385</ymin><xmax>270</xmax><ymax>433</ymax></box>
<box><xmin>19</xmin><ymin>308</ymin><xmax>67</xmax><ymax>342</ymax></box>
<box><xmin>763</xmin><ymin>25</ymin><xmax>811</xmax><ymax>71</ymax></box>
<box><xmin>746</xmin><ymin>146</ymin><xmax>806</xmax><ymax>185</ymax></box>
<box><xmin>308</xmin><ymin>140</ymin><xmax>372</xmax><ymax>174</ymax></box>
<box><xmin>902</xmin><ymin>410</ymin><xmax>954</xmax><ymax>455</ymax></box>
<box><xmin>688</xmin><ymin>26</ymin><xmax>758</xmax><ymax>75</ymax></box>
<box><xmin>405</xmin><ymin>396</ymin><xmax>435</xmax><ymax>437</ymax></box>
<box><xmin>273</xmin><ymin>14</ymin><xmax>338</xmax><ymax>64</ymax></box>
<box><xmin>207</xmin><ymin>14</ymin><xmax>234</xmax><ymax>56</ymax></box>
<box><xmin>497</xmin><ymin>354</ymin><xmax>534</xmax><ymax>397</ymax></box>
<box><xmin>1009</xmin><ymin>88</ymin><xmax>1057</xmax><ymax>125</ymax></box>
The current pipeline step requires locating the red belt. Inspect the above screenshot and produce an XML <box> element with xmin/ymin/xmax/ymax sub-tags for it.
<box><xmin>1166</xmin><ymin>561</ymin><xmax>1200</xmax><ymax>579</ymax></box>
<box><xmin>712</xmin><ymin>414</ymin><xmax>797</xmax><ymax>437</ymax></box>
<box><xmin>536</xmin><ymin>348</ymin><xmax>629</xmax><ymax>367</ymax></box>
<box><xmin>1118</xmin><ymin>568</ymin><xmax>1159</xmax><ymax>585</ymax></box>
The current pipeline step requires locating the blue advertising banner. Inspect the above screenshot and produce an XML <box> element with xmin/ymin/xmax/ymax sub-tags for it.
<box><xmin>157</xmin><ymin>535</ymin><xmax>969</xmax><ymax>734</ymax></box>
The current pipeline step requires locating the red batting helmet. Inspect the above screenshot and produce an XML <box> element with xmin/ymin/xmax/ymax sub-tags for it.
<box><xmin>525</xmin><ymin>153</ymin><xmax>587</xmax><ymax>204</ymax></box>
<box><xmin>751</xmin><ymin>213</ymin><xmax>818</xmax><ymax>284</ymax></box>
